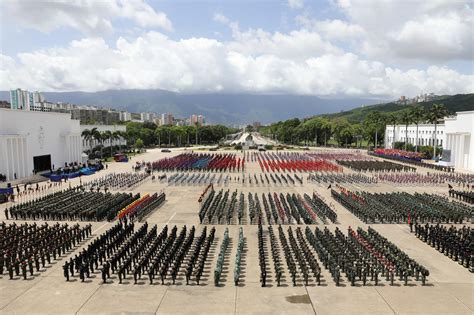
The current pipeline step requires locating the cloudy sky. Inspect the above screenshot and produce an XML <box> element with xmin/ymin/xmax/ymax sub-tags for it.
<box><xmin>1</xmin><ymin>0</ymin><xmax>473</xmax><ymax>98</ymax></box>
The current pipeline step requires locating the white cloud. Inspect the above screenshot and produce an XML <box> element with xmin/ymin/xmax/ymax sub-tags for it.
<box><xmin>296</xmin><ymin>16</ymin><xmax>365</xmax><ymax>41</ymax></box>
<box><xmin>2</xmin><ymin>0</ymin><xmax>172</xmax><ymax>34</ymax></box>
<box><xmin>288</xmin><ymin>0</ymin><xmax>304</xmax><ymax>9</ymax></box>
<box><xmin>333</xmin><ymin>0</ymin><xmax>473</xmax><ymax>61</ymax></box>
<box><xmin>1</xmin><ymin>31</ymin><xmax>472</xmax><ymax>97</ymax></box>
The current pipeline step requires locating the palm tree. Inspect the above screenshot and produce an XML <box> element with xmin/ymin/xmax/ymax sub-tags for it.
<box><xmin>400</xmin><ymin>111</ymin><xmax>412</xmax><ymax>151</ymax></box>
<box><xmin>366</xmin><ymin>111</ymin><xmax>382</xmax><ymax>149</ymax></box>
<box><xmin>426</xmin><ymin>103</ymin><xmax>448</xmax><ymax>159</ymax></box>
<box><xmin>81</xmin><ymin>129</ymin><xmax>92</xmax><ymax>151</ymax></box>
<box><xmin>387</xmin><ymin>114</ymin><xmax>398</xmax><ymax>149</ymax></box>
<box><xmin>194</xmin><ymin>122</ymin><xmax>200</xmax><ymax>145</ymax></box>
<box><xmin>90</xmin><ymin>127</ymin><xmax>100</xmax><ymax>148</ymax></box>
<box><xmin>112</xmin><ymin>131</ymin><xmax>122</xmax><ymax>152</ymax></box>
<box><xmin>410</xmin><ymin>106</ymin><xmax>425</xmax><ymax>152</ymax></box>
<box><xmin>103</xmin><ymin>130</ymin><xmax>113</xmax><ymax>157</ymax></box>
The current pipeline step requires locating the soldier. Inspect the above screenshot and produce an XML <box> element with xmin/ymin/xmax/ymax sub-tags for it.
<box><xmin>101</xmin><ymin>267</ymin><xmax>107</xmax><ymax>284</ymax></box>
<box><xmin>79</xmin><ymin>264</ymin><xmax>85</xmax><ymax>282</ymax></box>
<box><xmin>69</xmin><ymin>258</ymin><xmax>74</xmax><ymax>277</ymax></box>
<box><xmin>64</xmin><ymin>262</ymin><xmax>70</xmax><ymax>281</ymax></box>
<box><xmin>21</xmin><ymin>261</ymin><xmax>27</xmax><ymax>280</ymax></box>
<box><xmin>8</xmin><ymin>264</ymin><xmax>14</xmax><ymax>280</ymax></box>
<box><xmin>28</xmin><ymin>259</ymin><xmax>34</xmax><ymax>276</ymax></box>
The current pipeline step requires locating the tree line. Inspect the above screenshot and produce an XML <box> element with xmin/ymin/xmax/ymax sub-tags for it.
<box><xmin>81</xmin><ymin>122</ymin><xmax>239</xmax><ymax>157</ymax></box>
<box><xmin>259</xmin><ymin>103</ymin><xmax>449</xmax><ymax>157</ymax></box>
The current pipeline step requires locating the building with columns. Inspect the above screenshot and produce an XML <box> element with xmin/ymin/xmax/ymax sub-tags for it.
<box><xmin>385</xmin><ymin>111</ymin><xmax>474</xmax><ymax>171</ymax></box>
<box><xmin>385</xmin><ymin>123</ymin><xmax>446</xmax><ymax>149</ymax></box>
<box><xmin>0</xmin><ymin>108</ymin><xmax>82</xmax><ymax>181</ymax></box>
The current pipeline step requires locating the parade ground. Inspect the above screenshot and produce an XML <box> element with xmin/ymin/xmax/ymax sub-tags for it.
<box><xmin>1</xmin><ymin>147</ymin><xmax>472</xmax><ymax>315</ymax></box>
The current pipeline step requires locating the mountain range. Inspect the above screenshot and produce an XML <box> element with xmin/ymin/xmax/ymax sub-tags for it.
<box><xmin>0</xmin><ymin>89</ymin><xmax>384</xmax><ymax>125</ymax></box>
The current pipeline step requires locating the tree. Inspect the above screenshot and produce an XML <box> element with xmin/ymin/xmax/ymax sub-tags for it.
<box><xmin>81</xmin><ymin>129</ymin><xmax>92</xmax><ymax>151</ymax></box>
<box><xmin>102</xmin><ymin>130</ymin><xmax>113</xmax><ymax>157</ymax></box>
<box><xmin>135</xmin><ymin>138</ymin><xmax>144</xmax><ymax>150</ymax></box>
<box><xmin>365</xmin><ymin>111</ymin><xmax>383</xmax><ymax>148</ymax></box>
<box><xmin>245</xmin><ymin>125</ymin><xmax>254</xmax><ymax>133</ymax></box>
<box><xmin>426</xmin><ymin>103</ymin><xmax>448</xmax><ymax>159</ymax></box>
<box><xmin>410</xmin><ymin>106</ymin><xmax>425</xmax><ymax>152</ymax></box>
<box><xmin>194</xmin><ymin>122</ymin><xmax>200</xmax><ymax>145</ymax></box>
<box><xmin>399</xmin><ymin>111</ymin><xmax>412</xmax><ymax>151</ymax></box>
<box><xmin>332</xmin><ymin>118</ymin><xmax>354</xmax><ymax>147</ymax></box>
<box><xmin>112</xmin><ymin>131</ymin><xmax>123</xmax><ymax>152</ymax></box>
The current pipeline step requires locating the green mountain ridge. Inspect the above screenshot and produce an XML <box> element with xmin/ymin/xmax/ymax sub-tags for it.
<box><xmin>320</xmin><ymin>94</ymin><xmax>474</xmax><ymax>124</ymax></box>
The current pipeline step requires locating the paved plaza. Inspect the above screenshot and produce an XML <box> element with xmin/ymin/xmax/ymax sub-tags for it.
<box><xmin>0</xmin><ymin>148</ymin><xmax>472</xmax><ymax>315</ymax></box>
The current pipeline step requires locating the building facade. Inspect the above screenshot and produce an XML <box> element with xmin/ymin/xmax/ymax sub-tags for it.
<box><xmin>385</xmin><ymin>111</ymin><xmax>474</xmax><ymax>171</ymax></box>
<box><xmin>385</xmin><ymin>124</ymin><xmax>446</xmax><ymax>149</ymax></box>
<box><xmin>442</xmin><ymin>111</ymin><xmax>474</xmax><ymax>171</ymax></box>
<box><xmin>0</xmin><ymin>109</ymin><xmax>82</xmax><ymax>181</ymax></box>
<box><xmin>10</xmin><ymin>89</ymin><xmax>45</xmax><ymax>111</ymax></box>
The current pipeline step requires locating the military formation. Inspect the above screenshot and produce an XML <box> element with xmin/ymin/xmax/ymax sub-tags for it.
<box><xmin>1</xmin><ymin>222</ymin><xmax>92</xmax><ymax>280</ymax></box>
<box><xmin>199</xmin><ymin>189</ymin><xmax>337</xmax><ymax>225</ymax></box>
<box><xmin>449</xmin><ymin>189</ymin><xmax>474</xmax><ymax>204</ymax></box>
<box><xmin>63</xmin><ymin>222</ymin><xmax>222</xmax><ymax>286</ymax></box>
<box><xmin>308</xmin><ymin>173</ymin><xmax>377</xmax><ymax>185</ymax></box>
<box><xmin>414</xmin><ymin>224</ymin><xmax>473</xmax><ymax>272</ymax></box>
<box><xmin>306</xmin><ymin>226</ymin><xmax>430</xmax><ymax>286</ymax></box>
<box><xmin>336</xmin><ymin>159</ymin><xmax>416</xmax><ymax>173</ymax></box>
<box><xmin>331</xmin><ymin>187</ymin><xmax>472</xmax><ymax>224</ymax></box>
<box><xmin>83</xmin><ymin>172</ymin><xmax>150</xmax><ymax>191</ymax></box>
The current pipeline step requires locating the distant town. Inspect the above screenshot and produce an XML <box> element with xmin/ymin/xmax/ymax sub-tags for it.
<box><xmin>5</xmin><ymin>88</ymin><xmax>206</xmax><ymax>127</ymax></box>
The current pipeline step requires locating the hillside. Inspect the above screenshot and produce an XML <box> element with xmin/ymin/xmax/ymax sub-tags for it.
<box><xmin>322</xmin><ymin>94</ymin><xmax>474</xmax><ymax>123</ymax></box>
<box><xmin>0</xmin><ymin>89</ymin><xmax>383</xmax><ymax>125</ymax></box>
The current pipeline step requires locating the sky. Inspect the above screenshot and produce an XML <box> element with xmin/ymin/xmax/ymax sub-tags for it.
<box><xmin>0</xmin><ymin>0</ymin><xmax>473</xmax><ymax>99</ymax></box>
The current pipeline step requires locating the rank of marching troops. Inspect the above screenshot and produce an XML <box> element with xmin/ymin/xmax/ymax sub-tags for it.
<box><xmin>83</xmin><ymin>172</ymin><xmax>150</xmax><ymax>191</ymax></box>
<box><xmin>5</xmin><ymin>187</ymin><xmax>140</xmax><ymax>222</ymax></box>
<box><xmin>449</xmin><ymin>189</ymin><xmax>474</xmax><ymax>204</ymax></box>
<box><xmin>64</xmin><ymin>221</ymin><xmax>222</xmax><ymax>286</ymax></box>
<box><xmin>0</xmin><ymin>222</ymin><xmax>92</xmax><ymax>280</ymax></box>
<box><xmin>414</xmin><ymin>223</ymin><xmax>473</xmax><ymax>272</ymax></box>
<box><xmin>336</xmin><ymin>159</ymin><xmax>416</xmax><ymax>173</ymax></box>
<box><xmin>331</xmin><ymin>186</ymin><xmax>472</xmax><ymax>224</ymax></box>
<box><xmin>305</xmin><ymin>226</ymin><xmax>430</xmax><ymax>286</ymax></box>
<box><xmin>0</xmin><ymin>221</ymin><xmax>436</xmax><ymax>287</ymax></box>
<box><xmin>199</xmin><ymin>189</ymin><xmax>337</xmax><ymax>225</ymax></box>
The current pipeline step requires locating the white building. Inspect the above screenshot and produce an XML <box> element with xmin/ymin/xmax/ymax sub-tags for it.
<box><xmin>0</xmin><ymin>109</ymin><xmax>82</xmax><ymax>181</ymax></box>
<box><xmin>385</xmin><ymin>111</ymin><xmax>474</xmax><ymax>171</ymax></box>
<box><xmin>385</xmin><ymin>123</ymin><xmax>446</xmax><ymax>149</ymax></box>
<box><xmin>80</xmin><ymin>125</ymin><xmax>127</xmax><ymax>151</ymax></box>
<box><xmin>9</xmin><ymin>89</ymin><xmax>45</xmax><ymax>111</ymax></box>
<box><xmin>140</xmin><ymin>112</ymin><xmax>156</xmax><ymax>122</ymax></box>
<box><xmin>161</xmin><ymin>113</ymin><xmax>174</xmax><ymax>126</ymax></box>
<box><xmin>442</xmin><ymin>111</ymin><xmax>474</xmax><ymax>171</ymax></box>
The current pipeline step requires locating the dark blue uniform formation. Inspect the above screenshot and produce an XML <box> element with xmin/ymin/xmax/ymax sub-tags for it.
<box><xmin>1</xmin><ymin>222</ymin><xmax>91</xmax><ymax>280</ymax></box>
<box><xmin>415</xmin><ymin>224</ymin><xmax>473</xmax><ymax>272</ymax></box>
